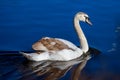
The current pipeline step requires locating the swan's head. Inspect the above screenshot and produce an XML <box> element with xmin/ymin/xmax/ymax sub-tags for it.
<box><xmin>75</xmin><ymin>12</ymin><xmax>92</xmax><ymax>25</ymax></box>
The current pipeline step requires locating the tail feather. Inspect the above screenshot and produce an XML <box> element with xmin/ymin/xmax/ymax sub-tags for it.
<box><xmin>20</xmin><ymin>52</ymin><xmax>31</xmax><ymax>59</ymax></box>
<box><xmin>20</xmin><ymin>51</ymin><xmax>51</xmax><ymax>61</ymax></box>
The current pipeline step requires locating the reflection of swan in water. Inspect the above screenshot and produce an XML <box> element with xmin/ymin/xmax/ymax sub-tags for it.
<box><xmin>19</xmin><ymin>52</ymin><xmax>91</xmax><ymax>80</ymax></box>
<box><xmin>21</xmin><ymin>12</ymin><xmax>92</xmax><ymax>61</ymax></box>
<box><xmin>0</xmin><ymin>48</ymin><xmax>100</xmax><ymax>80</ymax></box>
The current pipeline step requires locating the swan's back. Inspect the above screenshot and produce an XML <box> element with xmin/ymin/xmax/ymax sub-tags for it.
<box><xmin>32</xmin><ymin>37</ymin><xmax>79</xmax><ymax>52</ymax></box>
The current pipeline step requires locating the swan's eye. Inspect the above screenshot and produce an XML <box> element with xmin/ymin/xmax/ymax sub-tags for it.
<box><xmin>85</xmin><ymin>17</ymin><xmax>89</xmax><ymax>20</ymax></box>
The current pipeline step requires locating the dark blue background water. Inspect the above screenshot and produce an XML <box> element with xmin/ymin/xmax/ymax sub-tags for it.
<box><xmin>0</xmin><ymin>0</ymin><xmax>120</xmax><ymax>80</ymax></box>
<box><xmin>0</xmin><ymin>0</ymin><xmax>119</xmax><ymax>51</ymax></box>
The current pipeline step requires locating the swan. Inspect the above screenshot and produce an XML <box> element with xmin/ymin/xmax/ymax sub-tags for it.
<box><xmin>21</xmin><ymin>12</ymin><xmax>92</xmax><ymax>61</ymax></box>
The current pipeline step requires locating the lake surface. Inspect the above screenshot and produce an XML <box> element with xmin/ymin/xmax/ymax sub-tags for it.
<box><xmin>0</xmin><ymin>0</ymin><xmax>120</xmax><ymax>80</ymax></box>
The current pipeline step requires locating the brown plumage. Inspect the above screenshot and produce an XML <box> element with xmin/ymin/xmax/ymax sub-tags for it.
<box><xmin>32</xmin><ymin>37</ymin><xmax>74</xmax><ymax>52</ymax></box>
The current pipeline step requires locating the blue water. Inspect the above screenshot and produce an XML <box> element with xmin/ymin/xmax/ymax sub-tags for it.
<box><xmin>0</xmin><ymin>0</ymin><xmax>120</xmax><ymax>80</ymax></box>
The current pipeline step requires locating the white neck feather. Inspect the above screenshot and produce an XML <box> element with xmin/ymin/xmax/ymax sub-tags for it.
<box><xmin>74</xmin><ymin>16</ymin><xmax>89</xmax><ymax>53</ymax></box>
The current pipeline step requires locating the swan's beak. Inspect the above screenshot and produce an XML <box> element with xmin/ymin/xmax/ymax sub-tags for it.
<box><xmin>86</xmin><ymin>19</ymin><xmax>92</xmax><ymax>26</ymax></box>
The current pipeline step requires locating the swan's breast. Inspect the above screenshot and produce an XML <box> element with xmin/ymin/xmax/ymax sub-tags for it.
<box><xmin>32</xmin><ymin>37</ymin><xmax>75</xmax><ymax>52</ymax></box>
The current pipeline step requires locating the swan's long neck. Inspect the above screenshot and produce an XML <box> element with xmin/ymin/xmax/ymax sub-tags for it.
<box><xmin>74</xmin><ymin>16</ymin><xmax>89</xmax><ymax>53</ymax></box>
